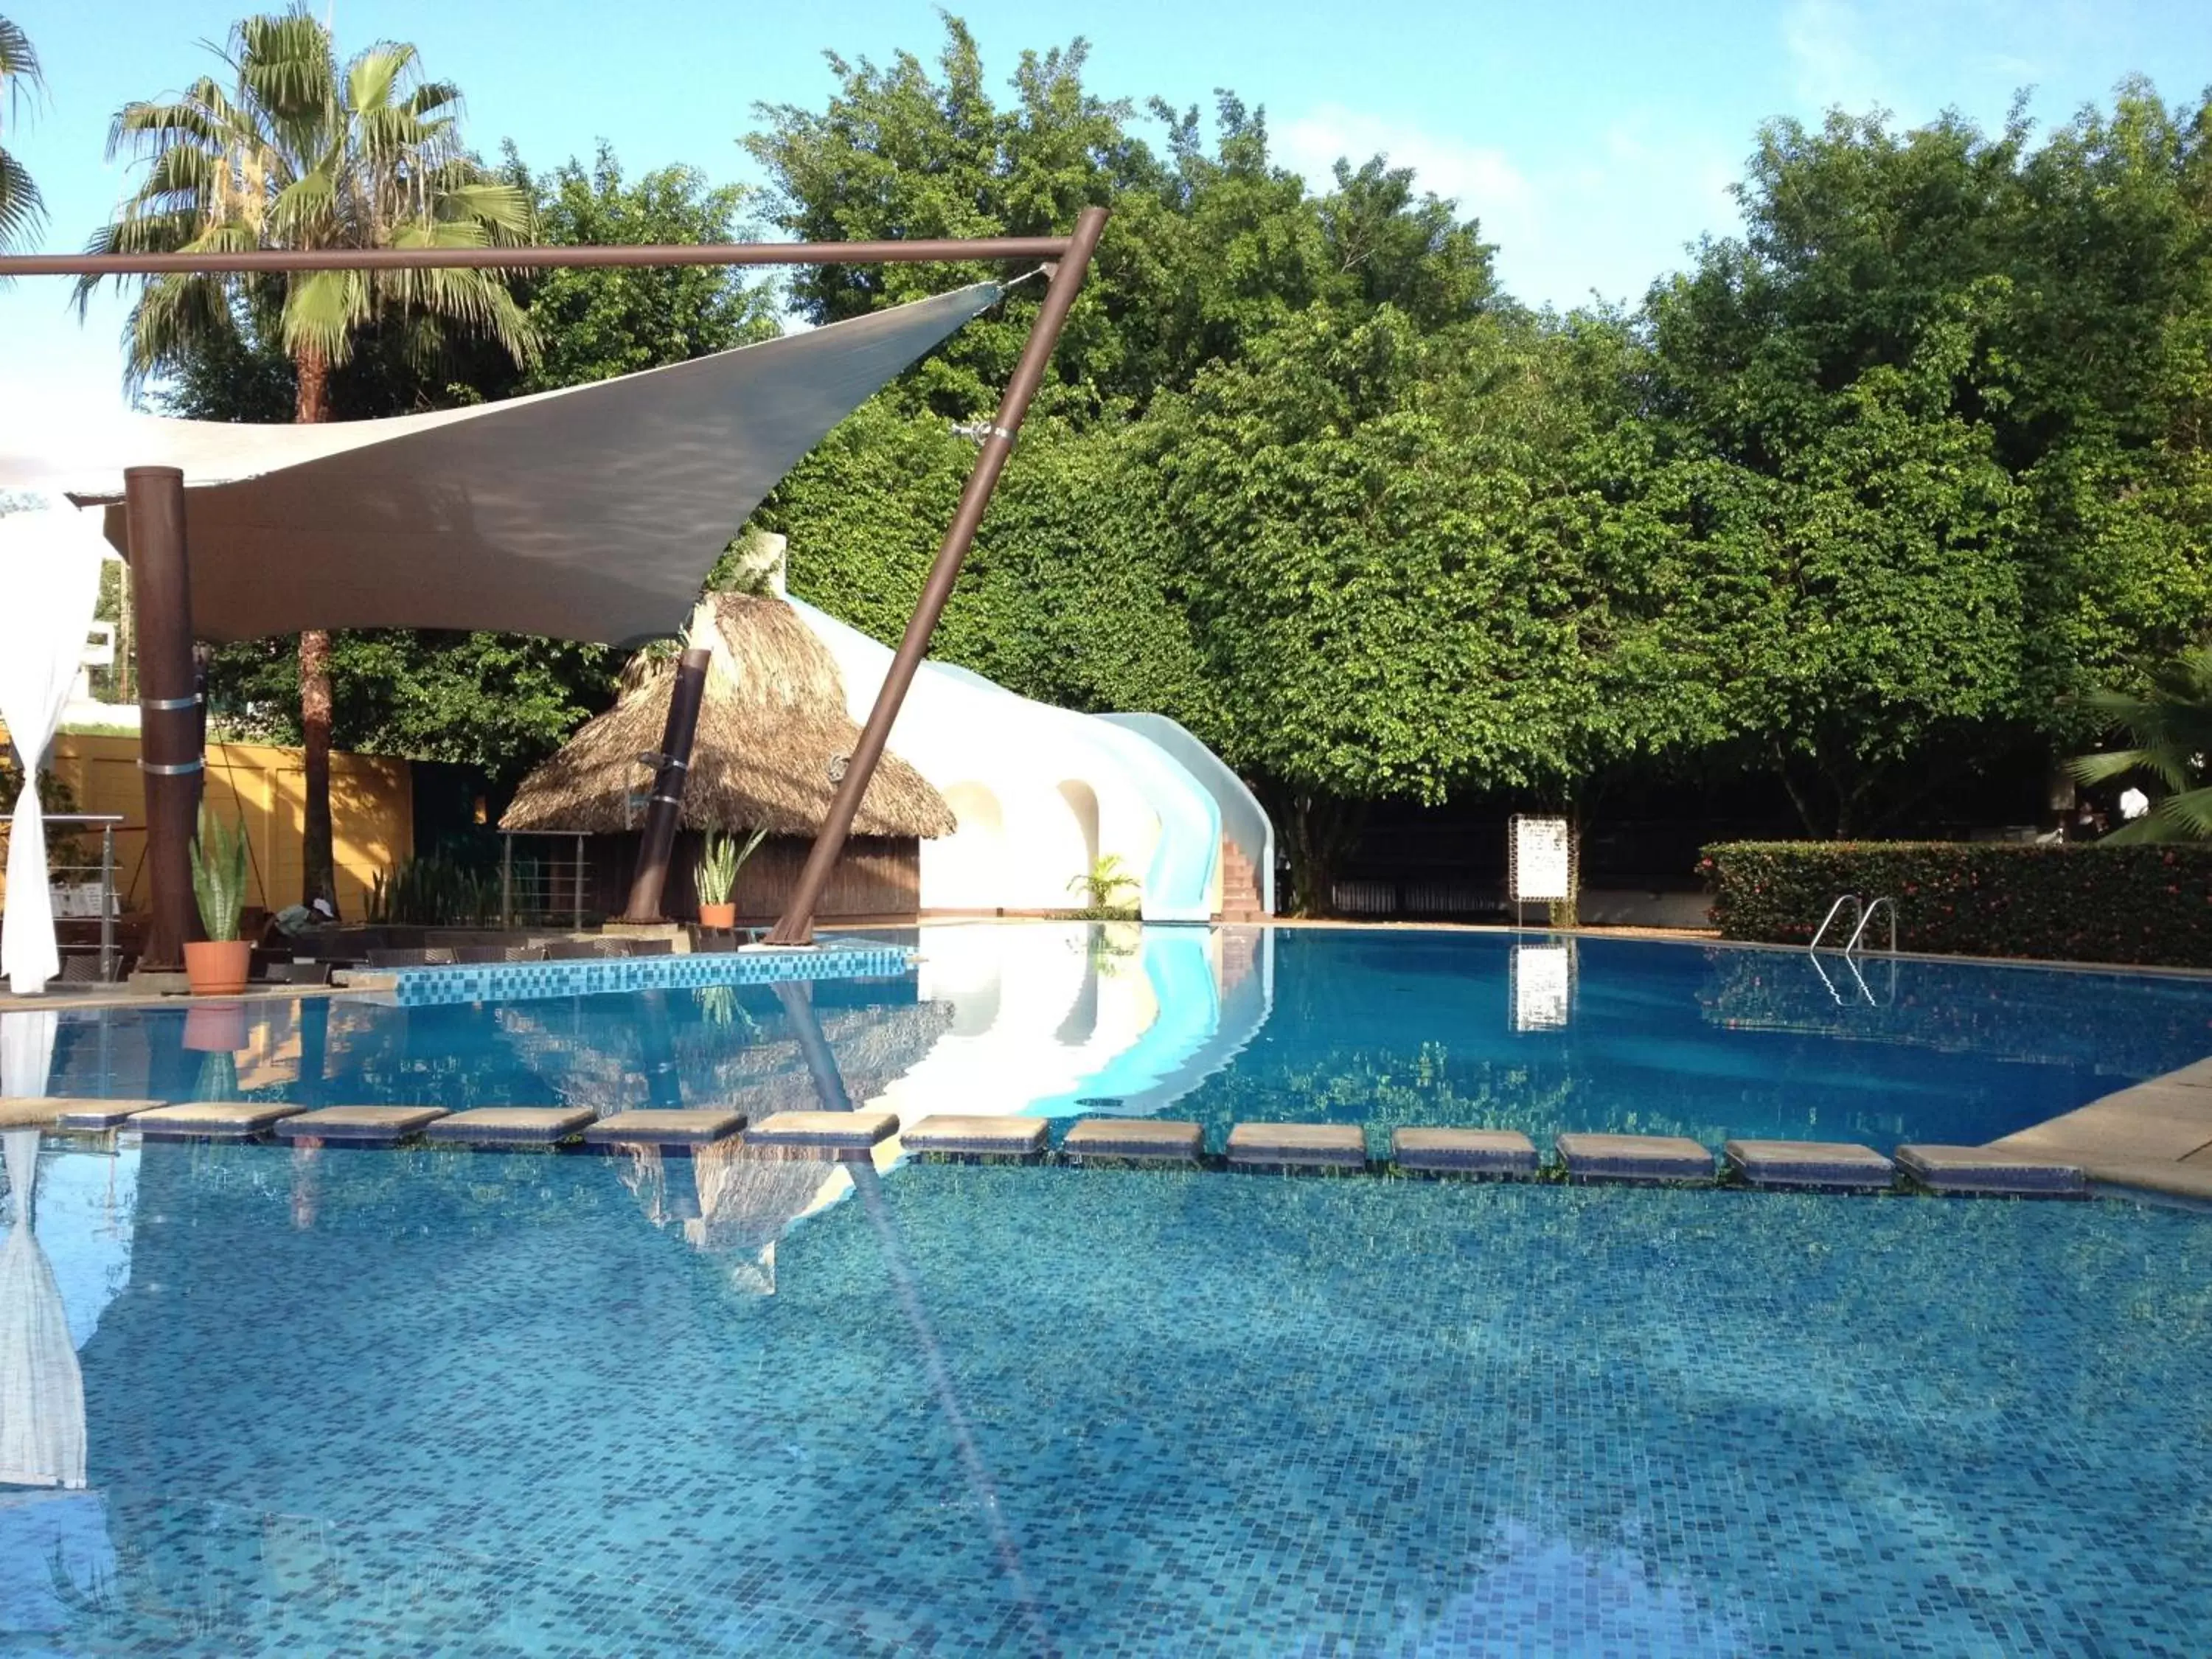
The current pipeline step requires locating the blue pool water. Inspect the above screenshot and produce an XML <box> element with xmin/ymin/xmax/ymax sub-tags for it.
<box><xmin>28</xmin><ymin>925</ymin><xmax>2212</xmax><ymax>1149</ymax></box>
<box><xmin>3</xmin><ymin>1145</ymin><xmax>2208</xmax><ymax>1655</ymax></box>
<box><xmin>7</xmin><ymin>924</ymin><xmax>2212</xmax><ymax>1653</ymax></box>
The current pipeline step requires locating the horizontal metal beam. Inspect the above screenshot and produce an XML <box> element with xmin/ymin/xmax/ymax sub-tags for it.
<box><xmin>0</xmin><ymin>237</ymin><xmax>1074</xmax><ymax>278</ymax></box>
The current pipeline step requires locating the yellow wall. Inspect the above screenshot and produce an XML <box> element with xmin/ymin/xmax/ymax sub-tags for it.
<box><xmin>3</xmin><ymin>727</ymin><xmax>412</xmax><ymax>920</ymax></box>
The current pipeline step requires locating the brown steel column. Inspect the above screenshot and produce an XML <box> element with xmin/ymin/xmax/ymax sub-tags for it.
<box><xmin>768</xmin><ymin>205</ymin><xmax>1111</xmax><ymax>945</ymax></box>
<box><xmin>125</xmin><ymin>466</ymin><xmax>201</xmax><ymax>970</ymax></box>
<box><xmin>622</xmin><ymin>647</ymin><xmax>712</xmax><ymax>923</ymax></box>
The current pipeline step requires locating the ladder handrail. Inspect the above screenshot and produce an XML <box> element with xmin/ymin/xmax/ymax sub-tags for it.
<box><xmin>1809</xmin><ymin>893</ymin><xmax>1862</xmax><ymax>953</ymax></box>
<box><xmin>1845</xmin><ymin>895</ymin><xmax>1897</xmax><ymax>956</ymax></box>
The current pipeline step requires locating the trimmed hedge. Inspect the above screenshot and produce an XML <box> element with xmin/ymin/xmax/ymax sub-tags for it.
<box><xmin>1700</xmin><ymin>841</ymin><xmax>2212</xmax><ymax>968</ymax></box>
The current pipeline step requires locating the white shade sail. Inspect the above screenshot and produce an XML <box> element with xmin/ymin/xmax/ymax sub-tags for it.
<box><xmin>0</xmin><ymin>512</ymin><xmax>108</xmax><ymax>995</ymax></box>
<box><xmin>0</xmin><ymin>282</ymin><xmax>1000</xmax><ymax>646</ymax></box>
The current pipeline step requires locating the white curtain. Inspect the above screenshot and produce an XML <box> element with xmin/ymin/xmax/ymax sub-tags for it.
<box><xmin>0</xmin><ymin>510</ymin><xmax>109</xmax><ymax>995</ymax></box>
<box><xmin>0</xmin><ymin>1126</ymin><xmax>86</xmax><ymax>1488</ymax></box>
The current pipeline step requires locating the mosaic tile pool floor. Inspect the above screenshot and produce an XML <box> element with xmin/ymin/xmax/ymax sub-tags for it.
<box><xmin>5</xmin><ymin>1141</ymin><xmax>2209</xmax><ymax>1655</ymax></box>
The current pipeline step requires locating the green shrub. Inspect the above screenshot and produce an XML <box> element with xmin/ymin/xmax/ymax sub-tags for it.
<box><xmin>1700</xmin><ymin>841</ymin><xmax>2212</xmax><ymax>967</ymax></box>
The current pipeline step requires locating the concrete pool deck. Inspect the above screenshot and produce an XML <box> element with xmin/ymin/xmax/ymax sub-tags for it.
<box><xmin>1991</xmin><ymin>1057</ymin><xmax>2212</xmax><ymax>1206</ymax></box>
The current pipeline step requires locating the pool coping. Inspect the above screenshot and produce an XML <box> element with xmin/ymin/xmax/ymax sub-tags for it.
<box><xmin>1987</xmin><ymin>1055</ymin><xmax>2212</xmax><ymax>1208</ymax></box>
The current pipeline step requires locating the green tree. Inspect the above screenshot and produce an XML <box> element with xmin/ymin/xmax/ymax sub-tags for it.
<box><xmin>83</xmin><ymin>7</ymin><xmax>538</xmax><ymax>914</ymax></box>
<box><xmin>173</xmin><ymin>145</ymin><xmax>780</xmax><ymax>790</ymax></box>
<box><xmin>745</xmin><ymin>15</ymin><xmax>1495</xmax><ymax>420</ymax></box>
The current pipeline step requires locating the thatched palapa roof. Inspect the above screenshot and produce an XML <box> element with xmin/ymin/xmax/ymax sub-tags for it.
<box><xmin>501</xmin><ymin>592</ymin><xmax>954</xmax><ymax>838</ymax></box>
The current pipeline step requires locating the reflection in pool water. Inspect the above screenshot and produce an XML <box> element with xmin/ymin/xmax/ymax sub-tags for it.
<box><xmin>28</xmin><ymin>924</ymin><xmax>2212</xmax><ymax>1153</ymax></box>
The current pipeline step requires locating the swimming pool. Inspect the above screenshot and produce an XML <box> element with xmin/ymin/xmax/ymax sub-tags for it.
<box><xmin>5</xmin><ymin>1142</ymin><xmax>2209</xmax><ymax>1654</ymax></box>
<box><xmin>29</xmin><ymin>924</ymin><xmax>2212</xmax><ymax>1150</ymax></box>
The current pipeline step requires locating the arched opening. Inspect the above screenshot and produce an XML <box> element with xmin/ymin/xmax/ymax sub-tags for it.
<box><xmin>1056</xmin><ymin>778</ymin><xmax>1102</xmax><ymax>887</ymax></box>
<box><xmin>924</xmin><ymin>782</ymin><xmax>1006</xmax><ymax>912</ymax></box>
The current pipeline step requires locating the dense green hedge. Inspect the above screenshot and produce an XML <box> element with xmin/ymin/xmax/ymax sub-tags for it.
<box><xmin>1700</xmin><ymin>841</ymin><xmax>2212</xmax><ymax>967</ymax></box>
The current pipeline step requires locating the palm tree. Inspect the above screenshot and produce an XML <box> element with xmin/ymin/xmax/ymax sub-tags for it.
<box><xmin>0</xmin><ymin>14</ymin><xmax>44</xmax><ymax>251</ymax></box>
<box><xmin>81</xmin><ymin>7</ymin><xmax>538</xmax><ymax>913</ymax></box>
<box><xmin>2067</xmin><ymin>644</ymin><xmax>2212</xmax><ymax>842</ymax></box>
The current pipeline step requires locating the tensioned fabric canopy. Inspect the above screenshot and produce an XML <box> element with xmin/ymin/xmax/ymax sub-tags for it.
<box><xmin>0</xmin><ymin>282</ymin><xmax>999</xmax><ymax>647</ymax></box>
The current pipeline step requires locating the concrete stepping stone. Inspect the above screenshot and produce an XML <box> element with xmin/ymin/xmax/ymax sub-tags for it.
<box><xmin>273</xmin><ymin>1105</ymin><xmax>448</xmax><ymax>1147</ymax></box>
<box><xmin>745</xmin><ymin>1110</ymin><xmax>900</xmax><ymax>1156</ymax></box>
<box><xmin>900</xmin><ymin>1116</ymin><xmax>1050</xmax><ymax>1158</ymax></box>
<box><xmin>1555</xmin><ymin>1133</ymin><xmax>1714</xmax><ymax>1185</ymax></box>
<box><xmin>1895</xmin><ymin>1144</ymin><xmax>2087</xmax><ymax>1198</ymax></box>
<box><xmin>10</xmin><ymin>1098</ymin><xmax>162</xmax><ymax>1131</ymax></box>
<box><xmin>1725</xmin><ymin>1139</ymin><xmax>1893</xmax><ymax>1192</ymax></box>
<box><xmin>1061</xmin><ymin>1119</ymin><xmax>1202</xmax><ymax>1165</ymax></box>
<box><xmin>1391</xmin><ymin>1127</ymin><xmax>1540</xmax><ymax>1178</ymax></box>
<box><xmin>423</xmin><ymin>1107</ymin><xmax>597</xmax><ymax>1147</ymax></box>
<box><xmin>1225</xmin><ymin>1121</ymin><xmax>1368</xmax><ymax>1172</ymax></box>
<box><xmin>581</xmin><ymin>1110</ymin><xmax>746</xmax><ymax>1149</ymax></box>
<box><xmin>133</xmin><ymin>1101</ymin><xmax>307</xmax><ymax>1141</ymax></box>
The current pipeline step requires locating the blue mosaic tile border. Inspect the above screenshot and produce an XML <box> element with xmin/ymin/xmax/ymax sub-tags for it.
<box><xmin>378</xmin><ymin>939</ymin><xmax>915</xmax><ymax>1007</ymax></box>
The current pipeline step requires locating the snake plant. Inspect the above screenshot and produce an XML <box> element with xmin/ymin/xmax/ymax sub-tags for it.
<box><xmin>696</xmin><ymin>827</ymin><xmax>768</xmax><ymax>905</ymax></box>
<box><xmin>189</xmin><ymin>806</ymin><xmax>248</xmax><ymax>942</ymax></box>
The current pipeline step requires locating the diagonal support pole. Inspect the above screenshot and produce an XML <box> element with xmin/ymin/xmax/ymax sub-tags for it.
<box><xmin>768</xmin><ymin>205</ymin><xmax>1110</xmax><ymax>945</ymax></box>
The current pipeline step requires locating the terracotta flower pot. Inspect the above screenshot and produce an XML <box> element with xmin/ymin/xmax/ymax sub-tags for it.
<box><xmin>184</xmin><ymin>939</ymin><xmax>252</xmax><ymax>997</ymax></box>
<box><xmin>698</xmin><ymin>902</ymin><xmax>738</xmax><ymax>931</ymax></box>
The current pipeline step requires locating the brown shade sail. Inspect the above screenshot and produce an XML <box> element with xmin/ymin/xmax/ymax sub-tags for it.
<box><xmin>0</xmin><ymin>282</ymin><xmax>999</xmax><ymax>646</ymax></box>
<box><xmin>501</xmin><ymin>592</ymin><xmax>955</xmax><ymax>840</ymax></box>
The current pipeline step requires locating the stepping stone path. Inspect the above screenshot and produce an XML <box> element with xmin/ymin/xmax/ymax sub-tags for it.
<box><xmin>11</xmin><ymin>1098</ymin><xmax>163</xmax><ymax>1131</ymax></box>
<box><xmin>900</xmin><ymin>1116</ymin><xmax>1050</xmax><ymax>1158</ymax></box>
<box><xmin>1062</xmin><ymin>1119</ymin><xmax>1202</xmax><ymax>1165</ymax></box>
<box><xmin>745</xmin><ymin>1110</ymin><xmax>900</xmax><ymax>1155</ymax></box>
<box><xmin>1556</xmin><ymin>1133</ymin><xmax>1714</xmax><ymax>1185</ymax></box>
<box><xmin>425</xmin><ymin>1107</ymin><xmax>597</xmax><ymax>1147</ymax></box>
<box><xmin>1225</xmin><ymin>1121</ymin><xmax>1368</xmax><ymax>1172</ymax></box>
<box><xmin>582</xmin><ymin>1110</ymin><xmax>747</xmax><ymax>1148</ymax></box>
<box><xmin>1391</xmin><ymin>1127</ymin><xmax>1539</xmax><ymax>1178</ymax></box>
<box><xmin>273</xmin><ymin>1105</ymin><xmax>448</xmax><ymax>1146</ymax></box>
<box><xmin>1725</xmin><ymin>1139</ymin><xmax>1894</xmax><ymax>1193</ymax></box>
<box><xmin>133</xmin><ymin>1102</ymin><xmax>306</xmax><ymax>1141</ymax></box>
<box><xmin>1896</xmin><ymin>1144</ymin><xmax>2087</xmax><ymax>1198</ymax></box>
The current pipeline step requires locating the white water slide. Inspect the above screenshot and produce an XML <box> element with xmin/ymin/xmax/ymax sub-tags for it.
<box><xmin>793</xmin><ymin>598</ymin><xmax>1269</xmax><ymax>923</ymax></box>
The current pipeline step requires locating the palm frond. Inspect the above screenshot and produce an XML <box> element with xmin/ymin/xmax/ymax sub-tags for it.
<box><xmin>2069</xmin><ymin>645</ymin><xmax>2212</xmax><ymax>842</ymax></box>
<box><xmin>0</xmin><ymin>145</ymin><xmax>42</xmax><ymax>250</ymax></box>
<box><xmin>0</xmin><ymin>15</ymin><xmax>44</xmax><ymax>116</ymax></box>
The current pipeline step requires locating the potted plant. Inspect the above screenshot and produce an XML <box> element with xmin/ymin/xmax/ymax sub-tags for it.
<box><xmin>695</xmin><ymin>827</ymin><xmax>766</xmax><ymax>931</ymax></box>
<box><xmin>184</xmin><ymin>807</ymin><xmax>251</xmax><ymax>995</ymax></box>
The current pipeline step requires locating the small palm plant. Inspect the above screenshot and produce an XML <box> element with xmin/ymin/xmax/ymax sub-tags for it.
<box><xmin>2067</xmin><ymin>645</ymin><xmax>2212</xmax><ymax>843</ymax></box>
<box><xmin>696</xmin><ymin>827</ymin><xmax>768</xmax><ymax>907</ymax></box>
<box><xmin>1068</xmin><ymin>854</ymin><xmax>1141</xmax><ymax>917</ymax></box>
<box><xmin>189</xmin><ymin>806</ymin><xmax>249</xmax><ymax>941</ymax></box>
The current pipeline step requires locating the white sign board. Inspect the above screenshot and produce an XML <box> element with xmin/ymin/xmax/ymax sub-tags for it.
<box><xmin>1508</xmin><ymin>815</ymin><xmax>1573</xmax><ymax>904</ymax></box>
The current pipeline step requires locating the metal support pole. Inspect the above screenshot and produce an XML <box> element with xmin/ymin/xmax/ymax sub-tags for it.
<box><xmin>500</xmin><ymin>835</ymin><xmax>513</xmax><ymax>929</ymax></box>
<box><xmin>125</xmin><ymin>466</ymin><xmax>201</xmax><ymax>970</ymax></box>
<box><xmin>573</xmin><ymin>834</ymin><xmax>585</xmax><ymax>931</ymax></box>
<box><xmin>768</xmin><ymin>205</ymin><xmax>1110</xmax><ymax>945</ymax></box>
<box><xmin>99</xmin><ymin>826</ymin><xmax>116</xmax><ymax>982</ymax></box>
<box><xmin>623</xmin><ymin>647</ymin><xmax>712</xmax><ymax>924</ymax></box>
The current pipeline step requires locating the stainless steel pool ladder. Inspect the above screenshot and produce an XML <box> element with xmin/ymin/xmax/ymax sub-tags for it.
<box><xmin>1810</xmin><ymin>893</ymin><xmax>1898</xmax><ymax>956</ymax></box>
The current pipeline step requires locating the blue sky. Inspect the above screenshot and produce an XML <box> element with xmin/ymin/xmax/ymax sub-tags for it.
<box><xmin>4</xmin><ymin>0</ymin><xmax>2207</xmax><ymax>415</ymax></box>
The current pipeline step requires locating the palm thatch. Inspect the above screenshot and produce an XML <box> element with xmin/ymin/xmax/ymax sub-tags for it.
<box><xmin>501</xmin><ymin>593</ymin><xmax>955</xmax><ymax>838</ymax></box>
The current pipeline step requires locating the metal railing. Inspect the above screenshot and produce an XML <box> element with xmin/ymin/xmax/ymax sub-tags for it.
<box><xmin>498</xmin><ymin>830</ymin><xmax>593</xmax><ymax>929</ymax></box>
<box><xmin>0</xmin><ymin>813</ymin><xmax>126</xmax><ymax>981</ymax></box>
<box><xmin>1810</xmin><ymin>891</ymin><xmax>1898</xmax><ymax>957</ymax></box>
